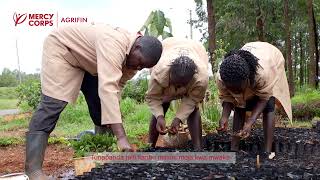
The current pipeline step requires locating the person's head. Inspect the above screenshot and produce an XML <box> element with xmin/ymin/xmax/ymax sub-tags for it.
<box><xmin>126</xmin><ymin>36</ymin><xmax>163</xmax><ymax>70</ymax></box>
<box><xmin>219</xmin><ymin>50</ymin><xmax>260</xmax><ymax>94</ymax></box>
<box><xmin>169</xmin><ymin>56</ymin><xmax>197</xmax><ymax>88</ymax></box>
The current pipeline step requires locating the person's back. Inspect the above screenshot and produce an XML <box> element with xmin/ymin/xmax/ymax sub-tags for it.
<box><xmin>48</xmin><ymin>24</ymin><xmax>135</xmax><ymax>75</ymax></box>
<box><xmin>241</xmin><ymin>42</ymin><xmax>284</xmax><ymax>75</ymax></box>
<box><xmin>155</xmin><ymin>37</ymin><xmax>208</xmax><ymax>71</ymax></box>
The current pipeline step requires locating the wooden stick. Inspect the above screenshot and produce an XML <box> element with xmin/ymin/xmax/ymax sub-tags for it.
<box><xmin>256</xmin><ymin>155</ymin><xmax>261</xmax><ymax>169</ymax></box>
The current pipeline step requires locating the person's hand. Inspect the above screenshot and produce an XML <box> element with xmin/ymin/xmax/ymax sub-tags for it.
<box><xmin>235</xmin><ymin>118</ymin><xmax>255</xmax><ymax>139</ymax></box>
<box><xmin>156</xmin><ymin>115</ymin><xmax>167</xmax><ymax>135</ymax></box>
<box><xmin>216</xmin><ymin>118</ymin><xmax>228</xmax><ymax>132</ymax></box>
<box><xmin>168</xmin><ymin>118</ymin><xmax>182</xmax><ymax>135</ymax></box>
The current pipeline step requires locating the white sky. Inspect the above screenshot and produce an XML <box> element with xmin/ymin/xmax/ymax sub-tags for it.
<box><xmin>0</xmin><ymin>0</ymin><xmax>202</xmax><ymax>74</ymax></box>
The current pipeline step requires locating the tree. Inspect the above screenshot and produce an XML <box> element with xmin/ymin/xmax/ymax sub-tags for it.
<box><xmin>307</xmin><ymin>0</ymin><xmax>318</xmax><ymax>88</ymax></box>
<box><xmin>284</xmin><ymin>0</ymin><xmax>294</xmax><ymax>96</ymax></box>
<box><xmin>255</xmin><ymin>0</ymin><xmax>265</xmax><ymax>41</ymax></box>
<box><xmin>140</xmin><ymin>10</ymin><xmax>173</xmax><ymax>39</ymax></box>
<box><xmin>192</xmin><ymin>0</ymin><xmax>320</xmax><ymax>91</ymax></box>
<box><xmin>299</xmin><ymin>31</ymin><xmax>305</xmax><ymax>87</ymax></box>
<box><xmin>206</xmin><ymin>0</ymin><xmax>216</xmax><ymax>72</ymax></box>
<box><xmin>0</xmin><ymin>68</ymin><xmax>18</xmax><ymax>87</ymax></box>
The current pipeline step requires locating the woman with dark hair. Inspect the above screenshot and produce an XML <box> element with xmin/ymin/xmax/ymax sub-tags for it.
<box><xmin>216</xmin><ymin>42</ymin><xmax>292</xmax><ymax>153</ymax></box>
<box><xmin>146</xmin><ymin>37</ymin><xmax>209</xmax><ymax>150</ymax></box>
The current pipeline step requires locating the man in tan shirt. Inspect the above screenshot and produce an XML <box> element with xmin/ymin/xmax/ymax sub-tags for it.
<box><xmin>216</xmin><ymin>42</ymin><xmax>292</xmax><ymax>153</ymax></box>
<box><xmin>25</xmin><ymin>24</ymin><xmax>162</xmax><ymax>179</ymax></box>
<box><xmin>146</xmin><ymin>37</ymin><xmax>209</xmax><ymax>150</ymax></box>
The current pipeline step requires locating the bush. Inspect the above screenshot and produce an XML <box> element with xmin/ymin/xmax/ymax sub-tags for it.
<box><xmin>71</xmin><ymin>134</ymin><xmax>116</xmax><ymax>157</ymax></box>
<box><xmin>16</xmin><ymin>79</ymin><xmax>41</xmax><ymax>110</ymax></box>
<box><xmin>122</xmin><ymin>78</ymin><xmax>148</xmax><ymax>102</ymax></box>
<box><xmin>291</xmin><ymin>89</ymin><xmax>320</xmax><ymax>120</ymax></box>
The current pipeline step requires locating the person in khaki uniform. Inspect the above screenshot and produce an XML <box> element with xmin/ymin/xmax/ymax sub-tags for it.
<box><xmin>146</xmin><ymin>37</ymin><xmax>209</xmax><ymax>150</ymax></box>
<box><xmin>216</xmin><ymin>42</ymin><xmax>292</xmax><ymax>153</ymax></box>
<box><xmin>25</xmin><ymin>24</ymin><xmax>162</xmax><ymax>179</ymax></box>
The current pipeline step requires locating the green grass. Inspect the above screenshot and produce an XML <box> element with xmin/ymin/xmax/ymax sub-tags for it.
<box><xmin>291</xmin><ymin>89</ymin><xmax>320</xmax><ymax>105</ymax></box>
<box><xmin>0</xmin><ymin>99</ymin><xmax>18</xmax><ymax>109</ymax></box>
<box><xmin>121</xmin><ymin>98</ymin><xmax>176</xmax><ymax>140</ymax></box>
<box><xmin>0</xmin><ymin>116</ymin><xmax>26</xmax><ymax>146</ymax></box>
<box><xmin>0</xmin><ymin>93</ymin><xmax>220</xmax><ymax>150</ymax></box>
<box><xmin>0</xmin><ymin>137</ymin><xmax>24</xmax><ymax>147</ymax></box>
<box><xmin>0</xmin><ymin>87</ymin><xmax>19</xmax><ymax>109</ymax></box>
<box><xmin>0</xmin><ymin>87</ymin><xmax>17</xmax><ymax>99</ymax></box>
<box><xmin>0</xmin><ymin>117</ymin><xmax>29</xmax><ymax>131</ymax></box>
<box><xmin>291</xmin><ymin>89</ymin><xmax>320</xmax><ymax>120</ymax></box>
<box><xmin>48</xmin><ymin>137</ymin><xmax>71</xmax><ymax>145</ymax></box>
<box><xmin>123</xmin><ymin>101</ymin><xmax>151</xmax><ymax>139</ymax></box>
<box><xmin>286</xmin><ymin>121</ymin><xmax>312</xmax><ymax>128</ymax></box>
<box><xmin>53</xmin><ymin>100</ymin><xmax>93</xmax><ymax>137</ymax></box>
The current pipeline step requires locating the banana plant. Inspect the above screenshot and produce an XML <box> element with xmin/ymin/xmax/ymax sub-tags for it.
<box><xmin>140</xmin><ymin>10</ymin><xmax>173</xmax><ymax>39</ymax></box>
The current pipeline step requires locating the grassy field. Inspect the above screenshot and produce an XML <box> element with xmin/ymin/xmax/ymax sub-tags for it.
<box><xmin>0</xmin><ymin>99</ymin><xmax>18</xmax><ymax>109</ymax></box>
<box><xmin>0</xmin><ymin>96</ymin><xmax>178</xmax><ymax>148</ymax></box>
<box><xmin>0</xmin><ymin>87</ymin><xmax>18</xmax><ymax>110</ymax></box>
<box><xmin>0</xmin><ymin>117</ymin><xmax>28</xmax><ymax>131</ymax></box>
<box><xmin>0</xmin><ymin>87</ymin><xmax>17</xmax><ymax>99</ymax></box>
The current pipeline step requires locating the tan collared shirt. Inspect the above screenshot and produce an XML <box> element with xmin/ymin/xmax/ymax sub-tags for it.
<box><xmin>216</xmin><ymin>41</ymin><xmax>292</xmax><ymax>120</ymax></box>
<box><xmin>42</xmin><ymin>24</ymin><xmax>139</xmax><ymax>124</ymax></box>
<box><xmin>146</xmin><ymin>37</ymin><xmax>209</xmax><ymax>123</ymax></box>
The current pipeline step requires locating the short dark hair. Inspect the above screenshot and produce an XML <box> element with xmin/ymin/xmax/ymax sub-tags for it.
<box><xmin>219</xmin><ymin>50</ymin><xmax>260</xmax><ymax>85</ymax></box>
<box><xmin>138</xmin><ymin>36</ymin><xmax>163</xmax><ymax>65</ymax></box>
<box><xmin>169</xmin><ymin>56</ymin><xmax>197</xmax><ymax>81</ymax></box>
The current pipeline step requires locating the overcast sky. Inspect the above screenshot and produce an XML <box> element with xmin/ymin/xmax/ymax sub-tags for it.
<box><xmin>0</xmin><ymin>0</ymin><xmax>202</xmax><ymax>74</ymax></box>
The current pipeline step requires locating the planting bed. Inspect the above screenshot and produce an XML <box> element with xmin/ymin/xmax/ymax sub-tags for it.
<box><xmin>72</xmin><ymin>128</ymin><xmax>320</xmax><ymax>180</ymax></box>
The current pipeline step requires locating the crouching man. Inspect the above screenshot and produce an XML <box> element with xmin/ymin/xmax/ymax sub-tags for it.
<box><xmin>25</xmin><ymin>23</ymin><xmax>162</xmax><ymax>179</ymax></box>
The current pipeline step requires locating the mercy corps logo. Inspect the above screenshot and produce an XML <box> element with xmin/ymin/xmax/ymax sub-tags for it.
<box><xmin>13</xmin><ymin>12</ymin><xmax>88</xmax><ymax>27</ymax></box>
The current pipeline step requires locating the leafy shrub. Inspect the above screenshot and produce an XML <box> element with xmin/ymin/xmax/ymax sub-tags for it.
<box><xmin>16</xmin><ymin>79</ymin><xmax>41</xmax><ymax>110</ymax></box>
<box><xmin>71</xmin><ymin>134</ymin><xmax>117</xmax><ymax>158</ymax></box>
<box><xmin>201</xmin><ymin>80</ymin><xmax>221</xmax><ymax>132</ymax></box>
<box><xmin>122</xmin><ymin>78</ymin><xmax>148</xmax><ymax>102</ymax></box>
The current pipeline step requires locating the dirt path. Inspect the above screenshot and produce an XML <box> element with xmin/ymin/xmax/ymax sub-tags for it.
<box><xmin>0</xmin><ymin>144</ymin><xmax>74</xmax><ymax>178</ymax></box>
<box><xmin>0</xmin><ymin>109</ymin><xmax>19</xmax><ymax>116</ymax></box>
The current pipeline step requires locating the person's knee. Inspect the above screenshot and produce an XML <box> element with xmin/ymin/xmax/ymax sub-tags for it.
<box><xmin>28</xmin><ymin>94</ymin><xmax>67</xmax><ymax>134</ymax></box>
<box><xmin>187</xmin><ymin>108</ymin><xmax>200</xmax><ymax>122</ymax></box>
<box><xmin>263</xmin><ymin>97</ymin><xmax>276</xmax><ymax>114</ymax></box>
<box><xmin>89</xmin><ymin>111</ymin><xmax>102</xmax><ymax>126</ymax></box>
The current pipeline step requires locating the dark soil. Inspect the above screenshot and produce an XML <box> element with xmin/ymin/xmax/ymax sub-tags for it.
<box><xmin>72</xmin><ymin>128</ymin><xmax>320</xmax><ymax>180</ymax></box>
<box><xmin>0</xmin><ymin>144</ymin><xmax>74</xmax><ymax>178</ymax></box>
